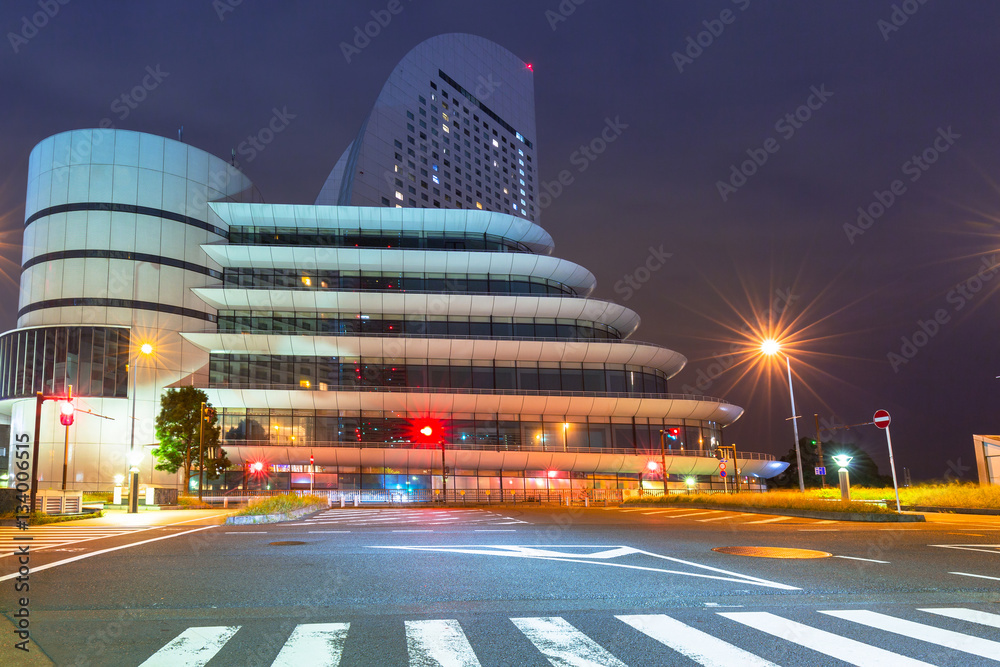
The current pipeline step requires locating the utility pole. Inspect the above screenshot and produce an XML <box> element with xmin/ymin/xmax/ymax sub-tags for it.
<box><xmin>814</xmin><ymin>413</ymin><xmax>826</xmax><ymax>488</ymax></box>
<box><xmin>440</xmin><ymin>439</ymin><xmax>447</xmax><ymax>503</ymax></box>
<box><xmin>659</xmin><ymin>430</ymin><xmax>668</xmax><ymax>495</ymax></box>
<box><xmin>198</xmin><ymin>401</ymin><xmax>205</xmax><ymax>502</ymax></box>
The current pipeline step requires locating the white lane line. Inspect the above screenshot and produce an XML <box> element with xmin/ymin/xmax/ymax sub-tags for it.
<box><xmin>950</xmin><ymin>571</ymin><xmax>1000</xmax><ymax>582</ymax></box>
<box><xmin>511</xmin><ymin>617</ymin><xmax>626</xmax><ymax>667</ymax></box>
<box><xmin>0</xmin><ymin>520</ymin><xmax>208</xmax><ymax>559</ymax></box>
<box><xmin>271</xmin><ymin>623</ymin><xmax>349</xmax><ymax>667</ymax></box>
<box><xmin>139</xmin><ymin>626</ymin><xmax>240</xmax><ymax>666</ymax></box>
<box><xmin>798</xmin><ymin>529</ymin><xmax>840</xmax><ymax>532</ymax></box>
<box><xmin>698</xmin><ymin>514</ymin><xmax>756</xmax><ymax>523</ymax></box>
<box><xmin>668</xmin><ymin>511</ymin><xmax>722</xmax><ymax>518</ymax></box>
<box><xmin>617</xmin><ymin>614</ymin><xmax>777</xmax><ymax>667</ymax></box>
<box><xmin>393</xmin><ymin>530</ymin><xmax>434</xmax><ymax>533</ymax></box>
<box><xmin>405</xmin><ymin>619</ymin><xmax>481</xmax><ymax>667</ymax></box>
<box><xmin>719</xmin><ymin>612</ymin><xmax>934</xmax><ymax>667</ymax></box>
<box><xmin>474</xmin><ymin>529</ymin><xmax>516</xmax><ymax>532</ymax></box>
<box><xmin>812</xmin><ymin>520</ymin><xmax>838</xmax><ymax>524</ymax></box>
<box><xmin>745</xmin><ymin>516</ymin><xmax>793</xmax><ymax>524</ymax></box>
<box><xmin>820</xmin><ymin>609</ymin><xmax>1000</xmax><ymax>661</ymax></box>
<box><xmin>832</xmin><ymin>555</ymin><xmax>889</xmax><ymax>564</ymax></box>
<box><xmin>225</xmin><ymin>531</ymin><xmax>268</xmax><ymax>534</ymax></box>
<box><xmin>0</xmin><ymin>526</ymin><xmax>216</xmax><ymax>582</ymax></box>
<box><xmin>931</xmin><ymin>544</ymin><xmax>1000</xmax><ymax>555</ymax></box>
<box><xmin>919</xmin><ymin>607</ymin><xmax>1000</xmax><ymax>628</ymax></box>
<box><xmin>307</xmin><ymin>531</ymin><xmax>352</xmax><ymax>534</ymax></box>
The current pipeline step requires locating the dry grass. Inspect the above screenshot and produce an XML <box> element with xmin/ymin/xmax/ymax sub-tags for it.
<box><xmin>234</xmin><ymin>493</ymin><xmax>327</xmax><ymax>516</ymax></box>
<box><xmin>631</xmin><ymin>491</ymin><xmax>896</xmax><ymax>514</ymax></box>
<box><xmin>806</xmin><ymin>483</ymin><xmax>1000</xmax><ymax>509</ymax></box>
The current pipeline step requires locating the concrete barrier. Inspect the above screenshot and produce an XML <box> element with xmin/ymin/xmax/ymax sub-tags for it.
<box><xmin>225</xmin><ymin>503</ymin><xmax>326</xmax><ymax>525</ymax></box>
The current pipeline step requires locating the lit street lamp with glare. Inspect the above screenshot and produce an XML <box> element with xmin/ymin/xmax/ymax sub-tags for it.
<box><xmin>761</xmin><ymin>338</ymin><xmax>805</xmax><ymax>492</ymax></box>
<box><xmin>128</xmin><ymin>342</ymin><xmax>154</xmax><ymax>513</ymax></box>
<box><xmin>832</xmin><ymin>454</ymin><xmax>853</xmax><ymax>502</ymax></box>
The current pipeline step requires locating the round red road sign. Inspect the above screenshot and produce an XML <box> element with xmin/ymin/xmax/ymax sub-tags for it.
<box><xmin>873</xmin><ymin>410</ymin><xmax>891</xmax><ymax>429</ymax></box>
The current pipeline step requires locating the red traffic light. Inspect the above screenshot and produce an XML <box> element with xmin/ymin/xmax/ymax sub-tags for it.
<box><xmin>59</xmin><ymin>400</ymin><xmax>75</xmax><ymax>426</ymax></box>
<box><xmin>408</xmin><ymin>418</ymin><xmax>446</xmax><ymax>445</ymax></box>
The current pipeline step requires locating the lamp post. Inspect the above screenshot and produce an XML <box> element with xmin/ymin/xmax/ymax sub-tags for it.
<box><xmin>128</xmin><ymin>342</ymin><xmax>154</xmax><ymax>513</ymax></box>
<box><xmin>658</xmin><ymin>429</ymin><xmax>668</xmax><ymax>495</ymax></box>
<box><xmin>832</xmin><ymin>454</ymin><xmax>853</xmax><ymax>502</ymax></box>
<box><xmin>761</xmin><ymin>339</ymin><xmax>805</xmax><ymax>492</ymax></box>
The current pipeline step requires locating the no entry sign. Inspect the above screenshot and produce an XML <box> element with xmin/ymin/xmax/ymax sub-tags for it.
<box><xmin>873</xmin><ymin>410</ymin><xmax>891</xmax><ymax>430</ymax></box>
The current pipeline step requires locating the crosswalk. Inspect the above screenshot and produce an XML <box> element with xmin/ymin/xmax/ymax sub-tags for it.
<box><xmin>285</xmin><ymin>508</ymin><xmax>528</xmax><ymax>528</ymax></box>
<box><xmin>137</xmin><ymin>607</ymin><xmax>1000</xmax><ymax>665</ymax></box>
<box><xmin>615</xmin><ymin>507</ymin><xmax>841</xmax><ymax>526</ymax></box>
<box><xmin>0</xmin><ymin>525</ymin><xmax>150</xmax><ymax>556</ymax></box>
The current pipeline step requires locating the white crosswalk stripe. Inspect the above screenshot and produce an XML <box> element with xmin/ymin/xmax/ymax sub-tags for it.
<box><xmin>510</xmin><ymin>616</ymin><xmax>627</xmax><ymax>667</ymax></box>
<box><xmin>134</xmin><ymin>607</ymin><xmax>1000</xmax><ymax>665</ymax></box>
<box><xmin>718</xmin><ymin>611</ymin><xmax>935</xmax><ymax>666</ymax></box>
<box><xmin>820</xmin><ymin>609</ymin><xmax>1000</xmax><ymax>661</ymax></box>
<box><xmin>406</xmin><ymin>619</ymin><xmax>481</xmax><ymax>667</ymax></box>
<box><xmin>271</xmin><ymin>622</ymin><xmax>349</xmax><ymax>667</ymax></box>
<box><xmin>616</xmin><ymin>614</ymin><xmax>779</xmax><ymax>666</ymax></box>
<box><xmin>139</xmin><ymin>626</ymin><xmax>240</xmax><ymax>666</ymax></box>
<box><xmin>288</xmin><ymin>508</ymin><xmax>527</xmax><ymax>527</ymax></box>
<box><xmin>0</xmin><ymin>526</ymin><xmax>149</xmax><ymax>556</ymax></box>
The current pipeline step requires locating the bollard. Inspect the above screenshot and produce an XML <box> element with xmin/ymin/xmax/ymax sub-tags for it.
<box><xmin>341</xmin><ymin>496</ymin><xmax>346</xmax><ymax>508</ymax></box>
<box><xmin>585</xmin><ymin>497</ymin><xmax>589</xmax><ymax>508</ymax></box>
<box><xmin>223</xmin><ymin>497</ymin><xmax>228</xmax><ymax>509</ymax></box>
<box><xmin>353</xmin><ymin>495</ymin><xmax>359</xmax><ymax>507</ymax></box>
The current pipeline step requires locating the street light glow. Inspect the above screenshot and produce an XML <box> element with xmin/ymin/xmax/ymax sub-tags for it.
<box><xmin>139</xmin><ymin>342</ymin><xmax>153</xmax><ymax>355</ymax></box>
<box><xmin>646</xmin><ymin>461</ymin><xmax>659</xmax><ymax>471</ymax></box>
<box><xmin>420</xmin><ymin>426</ymin><xmax>433</xmax><ymax>437</ymax></box>
<box><xmin>760</xmin><ymin>338</ymin><xmax>780</xmax><ymax>356</ymax></box>
<box><xmin>832</xmin><ymin>454</ymin><xmax>853</xmax><ymax>468</ymax></box>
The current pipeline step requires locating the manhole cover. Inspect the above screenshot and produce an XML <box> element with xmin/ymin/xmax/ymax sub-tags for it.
<box><xmin>268</xmin><ymin>541</ymin><xmax>306</xmax><ymax>546</ymax></box>
<box><xmin>713</xmin><ymin>546</ymin><xmax>832</xmax><ymax>559</ymax></box>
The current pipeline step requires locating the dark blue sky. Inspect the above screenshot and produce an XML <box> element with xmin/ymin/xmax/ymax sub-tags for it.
<box><xmin>2</xmin><ymin>0</ymin><xmax>998</xmax><ymax>481</ymax></box>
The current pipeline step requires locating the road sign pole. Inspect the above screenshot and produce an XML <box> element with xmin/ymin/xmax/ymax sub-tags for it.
<box><xmin>884</xmin><ymin>425</ymin><xmax>901</xmax><ymax>513</ymax></box>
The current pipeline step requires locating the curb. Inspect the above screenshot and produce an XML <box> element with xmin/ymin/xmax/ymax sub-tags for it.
<box><xmin>225</xmin><ymin>503</ymin><xmax>327</xmax><ymax>525</ymax></box>
<box><xmin>901</xmin><ymin>505</ymin><xmax>1000</xmax><ymax>516</ymax></box>
<box><xmin>620</xmin><ymin>502</ymin><xmax>926</xmax><ymax>522</ymax></box>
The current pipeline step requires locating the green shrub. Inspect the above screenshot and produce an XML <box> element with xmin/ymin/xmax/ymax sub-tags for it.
<box><xmin>806</xmin><ymin>483</ymin><xmax>1000</xmax><ymax>509</ymax></box>
<box><xmin>234</xmin><ymin>494</ymin><xmax>327</xmax><ymax>516</ymax></box>
<box><xmin>631</xmin><ymin>491</ymin><xmax>895</xmax><ymax>514</ymax></box>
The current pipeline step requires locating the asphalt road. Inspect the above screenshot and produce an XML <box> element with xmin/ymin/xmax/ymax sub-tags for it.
<box><xmin>2</xmin><ymin>506</ymin><xmax>999</xmax><ymax>666</ymax></box>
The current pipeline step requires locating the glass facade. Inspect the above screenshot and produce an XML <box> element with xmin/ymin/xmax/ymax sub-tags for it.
<box><xmin>217</xmin><ymin>312</ymin><xmax>622</xmax><ymax>340</ymax></box>
<box><xmin>228</xmin><ymin>227</ymin><xmax>532</xmax><ymax>253</ymax></box>
<box><xmin>218</xmin><ymin>407</ymin><xmax>720</xmax><ymax>452</ymax></box>
<box><xmin>222</xmin><ymin>269</ymin><xmax>576</xmax><ymax>295</ymax></box>
<box><xmin>209</xmin><ymin>355</ymin><xmax>671</xmax><ymax>394</ymax></box>
<box><xmin>0</xmin><ymin>326</ymin><xmax>130</xmax><ymax>399</ymax></box>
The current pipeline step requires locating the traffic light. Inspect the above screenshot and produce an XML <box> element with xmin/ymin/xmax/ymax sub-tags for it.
<box><xmin>203</xmin><ymin>404</ymin><xmax>217</xmax><ymax>423</ymax></box>
<box><xmin>409</xmin><ymin>418</ymin><xmax>446</xmax><ymax>444</ymax></box>
<box><xmin>59</xmin><ymin>400</ymin><xmax>75</xmax><ymax>426</ymax></box>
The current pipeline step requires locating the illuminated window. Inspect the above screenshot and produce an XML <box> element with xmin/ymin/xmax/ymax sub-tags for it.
<box><xmin>299</xmin><ymin>379</ymin><xmax>311</xmax><ymax>388</ymax></box>
<box><xmin>432</xmin><ymin>175</ymin><xmax>439</xmax><ymax>184</ymax></box>
<box><xmin>442</xmin><ymin>112</ymin><xmax>449</xmax><ymax>121</ymax></box>
<box><xmin>442</xmin><ymin>125</ymin><xmax>450</xmax><ymax>133</ymax></box>
<box><xmin>492</xmin><ymin>139</ymin><xmax>499</xmax><ymax>147</ymax></box>
<box><xmin>301</xmin><ymin>276</ymin><xmax>311</xmax><ymax>287</ymax></box>
<box><xmin>395</xmin><ymin>191</ymin><xmax>403</xmax><ymax>200</ymax></box>
<box><xmin>476</xmin><ymin>202</ymin><xmax>483</xmax><ymax>209</ymax></box>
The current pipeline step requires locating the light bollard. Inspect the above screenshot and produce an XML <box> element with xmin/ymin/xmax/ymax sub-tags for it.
<box><xmin>833</xmin><ymin>454</ymin><xmax>853</xmax><ymax>503</ymax></box>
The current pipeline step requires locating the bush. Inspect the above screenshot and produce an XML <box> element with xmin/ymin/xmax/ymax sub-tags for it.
<box><xmin>83</xmin><ymin>492</ymin><xmax>113</xmax><ymax>503</ymax></box>
<box><xmin>806</xmin><ymin>483</ymin><xmax>1000</xmax><ymax>509</ymax></box>
<box><xmin>631</xmin><ymin>491</ymin><xmax>896</xmax><ymax>514</ymax></box>
<box><xmin>234</xmin><ymin>493</ymin><xmax>327</xmax><ymax>516</ymax></box>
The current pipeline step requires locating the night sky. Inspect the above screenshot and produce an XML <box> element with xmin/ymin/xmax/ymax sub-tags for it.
<box><xmin>2</xmin><ymin>1</ymin><xmax>999</xmax><ymax>482</ymax></box>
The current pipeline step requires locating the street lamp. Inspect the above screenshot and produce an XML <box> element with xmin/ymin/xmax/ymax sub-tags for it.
<box><xmin>128</xmin><ymin>342</ymin><xmax>154</xmax><ymax>513</ymax></box>
<box><xmin>761</xmin><ymin>339</ymin><xmax>805</xmax><ymax>492</ymax></box>
<box><xmin>832</xmin><ymin>454</ymin><xmax>853</xmax><ymax>502</ymax></box>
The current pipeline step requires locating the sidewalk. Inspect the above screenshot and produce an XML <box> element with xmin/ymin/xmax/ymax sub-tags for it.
<box><xmin>50</xmin><ymin>508</ymin><xmax>232</xmax><ymax>527</ymax></box>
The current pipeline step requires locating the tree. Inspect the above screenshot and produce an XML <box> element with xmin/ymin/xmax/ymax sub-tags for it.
<box><xmin>769</xmin><ymin>437</ymin><xmax>891</xmax><ymax>489</ymax></box>
<box><xmin>152</xmin><ymin>387</ymin><xmax>231</xmax><ymax>487</ymax></box>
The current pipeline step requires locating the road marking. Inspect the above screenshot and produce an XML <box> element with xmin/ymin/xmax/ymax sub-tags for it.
<box><xmin>945</xmin><ymin>533</ymin><xmax>984</xmax><ymax>536</ymax></box>
<box><xmin>474</xmin><ymin>529</ymin><xmax>516</xmax><ymax>532</ymax></box>
<box><xmin>697</xmin><ymin>513</ymin><xmax>756</xmax><ymax>522</ymax></box>
<box><xmin>0</xmin><ymin>526</ymin><xmax>216</xmax><ymax>582</ymax></box>
<box><xmin>512</xmin><ymin>617</ymin><xmax>626</xmax><ymax>667</ymax></box>
<box><xmin>307</xmin><ymin>531</ymin><xmax>351</xmax><ymax>534</ymax></box>
<box><xmin>949</xmin><ymin>571</ymin><xmax>1000</xmax><ymax>582</ymax></box>
<box><xmin>832</xmin><ymin>555</ymin><xmax>889</xmax><ymax>563</ymax></box>
<box><xmin>225</xmin><ymin>531</ymin><xmax>267</xmax><ymax>534</ymax></box>
<box><xmin>812</xmin><ymin>520</ymin><xmax>838</xmax><ymax>524</ymax></box>
<box><xmin>617</xmin><ymin>614</ymin><xmax>777</xmax><ymax>666</ymax></box>
<box><xmin>930</xmin><ymin>544</ymin><xmax>1000</xmax><ymax>555</ymax></box>
<box><xmin>920</xmin><ymin>608</ymin><xmax>1000</xmax><ymax>628</ymax></box>
<box><xmin>798</xmin><ymin>529</ymin><xmax>840</xmax><ymax>532</ymax></box>
<box><xmin>139</xmin><ymin>626</ymin><xmax>239</xmax><ymax>666</ymax></box>
<box><xmin>393</xmin><ymin>530</ymin><xmax>434</xmax><ymax>533</ymax></box>
<box><xmin>719</xmin><ymin>612</ymin><xmax>934</xmax><ymax>667</ymax></box>
<box><xmin>745</xmin><ymin>516</ymin><xmax>793</xmax><ymax>524</ymax></box>
<box><xmin>0</xmin><ymin>526</ymin><xmax>158</xmax><ymax>558</ymax></box>
<box><xmin>271</xmin><ymin>623</ymin><xmax>349</xmax><ymax>667</ymax></box>
<box><xmin>371</xmin><ymin>544</ymin><xmax>800</xmax><ymax>590</ymax></box>
<box><xmin>668</xmin><ymin>511</ymin><xmax>721</xmax><ymax>518</ymax></box>
<box><xmin>405</xmin><ymin>619</ymin><xmax>481</xmax><ymax>667</ymax></box>
<box><xmin>820</xmin><ymin>609</ymin><xmax>1000</xmax><ymax>660</ymax></box>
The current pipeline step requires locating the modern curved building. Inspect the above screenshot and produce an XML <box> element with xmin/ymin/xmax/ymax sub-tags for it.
<box><xmin>1</xmin><ymin>34</ymin><xmax>786</xmax><ymax>497</ymax></box>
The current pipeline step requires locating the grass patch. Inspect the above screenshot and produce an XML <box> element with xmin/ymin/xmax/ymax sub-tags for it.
<box><xmin>83</xmin><ymin>492</ymin><xmax>113</xmax><ymax>503</ymax></box>
<box><xmin>234</xmin><ymin>494</ymin><xmax>327</xmax><ymax>516</ymax></box>
<box><xmin>805</xmin><ymin>483</ymin><xmax>1000</xmax><ymax>509</ymax></box>
<box><xmin>631</xmin><ymin>491</ymin><xmax>896</xmax><ymax>514</ymax></box>
<box><xmin>0</xmin><ymin>511</ymin><xmax>104</xmax><ymax>525</ymax></box>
